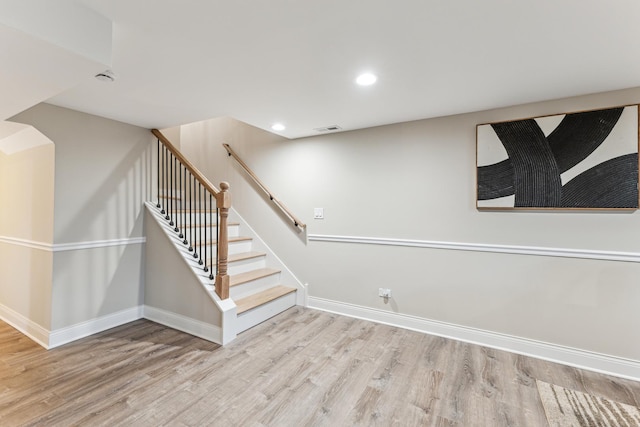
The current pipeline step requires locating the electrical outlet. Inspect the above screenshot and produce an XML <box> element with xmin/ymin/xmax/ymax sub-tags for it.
<box><xmin>378</xmin><ymin>288</ymin><xmax>392</xmax><ymax>298</ymax></box>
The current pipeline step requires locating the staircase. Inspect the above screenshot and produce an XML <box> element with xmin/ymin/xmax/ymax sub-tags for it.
<box><xmin>146</xmin><ymin>200</ymin><xmax>298</xmax><ymax>337</ymax></box>
<box><xmin>147</xmin><ymin>129</ymin><xmax>305</xmax><ymax>343</ymax></box>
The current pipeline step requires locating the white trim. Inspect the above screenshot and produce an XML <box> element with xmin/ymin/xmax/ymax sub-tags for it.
<box><xmin>0</xmin><ymin>303</ymin><xmax>49</xmax><ymax>348</ymax></box>
<box><xmin>219</xmin><ymin>298</ymin><xmax>237</xmax><ymax>345</ymax></box>
<box><xmin>301</xmin><ymin>283</ymin><xmax>309</xmax><ymax>308</ymax></box>
<box><xmin>308</xmin><ymin>296</ymin><xmax>640</xmax><ymax>382</ymax></box>
<box><xmin>0</xmin><ymin>236</ymin><xmax>146</xmax><ymax>252</ymax></box>
<box><xmin>0</xmin><ymin>302</ymin><xmax>224</xmax><ymax>349</ymax></box>
<box><xmin>48</xmin><ymin>306</ymin><xmax>144</xmax><ymax>348</ymax></box>
<box><xmin>308</xmin><ymin>234</ymin><xmax>640</xmax><ymax>263</ymax></box>
<box><xmin>52</xmin><ymin>237</ymin><xmax>146</xmax><ymax>252</ymax></box>
<box><xmin>143</xmin><ymin>305</ymin><xmax>222</xmax><ymax>344</ymax></box>
<box><xmin>0</xmin><ymin>236</ymin><xmax>52</xmax><ymax>251</ymax></box>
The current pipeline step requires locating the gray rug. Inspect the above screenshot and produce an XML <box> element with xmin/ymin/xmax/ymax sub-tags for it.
<box><xmin>537</xmin><ymin>380</ymin><xmax>640</xmax><ymax>426</ymax></box>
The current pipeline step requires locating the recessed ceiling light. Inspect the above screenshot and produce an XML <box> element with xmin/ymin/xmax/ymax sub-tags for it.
<box><xmin>356</xmin><ymin>73</ymin><xmax>377</xmax><ymax>86</ymax></box>
<box><xmin>271</xmin><ymin>123</ymin><xmax>286</xmax><ymax>131</ymax></box>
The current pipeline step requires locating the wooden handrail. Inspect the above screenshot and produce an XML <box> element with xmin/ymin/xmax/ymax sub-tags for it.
<box><xmin>223</xmin><ymin>143</ymin><xmax>306</xmax><ymax>229</ymax></box>
<box><xmin>152</xmin><ymin>129</ymin><xmax>220</xmax><ymax>196</ymax></box>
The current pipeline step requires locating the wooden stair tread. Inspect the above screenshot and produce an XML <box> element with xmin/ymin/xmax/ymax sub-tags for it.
<box><xmin>229</xmin><ymin>251</ymin><xmax>266</xmax><ymax>263</ymax></box>
<box><xmin>197</xmin><ymin>236</ymin><xmax>252</xmax><ymax>246</ymax></box>
<box><xmin>207</xmin><ymin>251</ymin><xmax>266</xmax><ymax>269</ymax></box>
<box><xmin>236</xmin><ymin>285</ymin><xmax>296</xmax><ymax>314</ymax></box>
<box><xmin>230</xmin><ymin>267</ymin><xmax>280</xmax><ymax>287</ymax></box>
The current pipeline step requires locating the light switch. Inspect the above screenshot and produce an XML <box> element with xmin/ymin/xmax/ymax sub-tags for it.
<box><xmin>314</xmin><ymin>207</ymin><xmax>324</xmax><ymax>219</ymax></box>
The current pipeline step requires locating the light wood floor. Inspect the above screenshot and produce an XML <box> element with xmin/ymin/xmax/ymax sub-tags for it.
<box><xmin>1</xmin><ymin>307</ymin><xmax>639</xmax><ymax>426</ymax></box>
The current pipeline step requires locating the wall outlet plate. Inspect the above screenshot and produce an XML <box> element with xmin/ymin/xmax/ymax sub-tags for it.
<box><xmin>314</xmin><ymin>207</ymin><xmax>324</xmax><ymax>219</ymax></box>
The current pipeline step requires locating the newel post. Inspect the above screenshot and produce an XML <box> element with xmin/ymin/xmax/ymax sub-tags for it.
<box><xmin>215</xmin><ymin>182</ymin><xmax>231</xmax><ymax>299</ymax></box>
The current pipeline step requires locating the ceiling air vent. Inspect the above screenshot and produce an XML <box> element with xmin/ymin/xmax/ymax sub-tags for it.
<box><xmin>314</xmin><ymin>125</ymin><xmax>342</xmax><ymax>133</ymax></box>
<box><xmin>95</xmin><ymin>69</ymin><xmax>117</xmax><ymax>82</ymax></box>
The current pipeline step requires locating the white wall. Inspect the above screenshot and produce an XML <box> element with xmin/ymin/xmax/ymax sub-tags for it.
<box><xmin>179</xmin><ymin>88</ymin><xmax>640</xmax><ymax>363</ymax></box>
<box><xmin>10</xmin><ymin>104</ymin><xmax>152</xmax><ymax>330</ymax></box>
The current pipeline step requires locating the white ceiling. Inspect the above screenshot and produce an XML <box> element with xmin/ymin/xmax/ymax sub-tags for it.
<box><xmin>0</xmin><ymin>0</ymin><xmax>110</xmax><ymax>123</ymax></box>
<box><xmin>15</xmin><ymin>1</ymin><xmax>640</xmax><ymax>138</ymax></box>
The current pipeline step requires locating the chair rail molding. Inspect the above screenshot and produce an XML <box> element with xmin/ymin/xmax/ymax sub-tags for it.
<box><xmin>0</xmin><ymin>236</ymin><xmax>146</xmax><ymax>252</ymax></box>
<box><xmin>307</xmin><ymin>234</ymin><xmax>640</xmax><ymax>263</ymax></box>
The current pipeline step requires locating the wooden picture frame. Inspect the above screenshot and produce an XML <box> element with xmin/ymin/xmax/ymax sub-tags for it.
<box><xmin>476</xmin><ymin>105</ymin><xmax>639</xmax><ymax>210</ymax></box>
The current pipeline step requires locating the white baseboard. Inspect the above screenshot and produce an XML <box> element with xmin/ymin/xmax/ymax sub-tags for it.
<box><xmin>308</xmin><ymin>296</ymin><xmax>640</xmax><ymax>382</ymax></box>
<box><xmin>1</xmin><ymin>303</ymin><xmax>224</xmax><ymax>348</ymax></box>
<box><xmin>143</xmin><ymin>305</ymin><xmax>222</xmax><ymax>344</ymax></box>
<box><xmin>49</xmin><ymin>306</ymin><xmax>144</xmax><ymax>348</ymax></box>
<box><xmin>0</xmin><ymin>303</ymin><xmax>49</xmax><ymax>348</ymax></box>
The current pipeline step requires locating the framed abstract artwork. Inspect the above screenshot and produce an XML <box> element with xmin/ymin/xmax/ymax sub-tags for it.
<box><xmin>476</xmin><ymin>105</ymin><xmax>639</xmax><ymax>210</ymax></box>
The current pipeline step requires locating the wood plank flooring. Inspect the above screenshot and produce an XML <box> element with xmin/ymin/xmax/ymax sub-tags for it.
<box><xmin>1</xmin><ymin>307</ymin><xmax>639</xmax><ymax>426</ymax></box>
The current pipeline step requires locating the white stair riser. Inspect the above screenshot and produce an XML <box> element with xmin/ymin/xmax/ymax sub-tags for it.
<box><xmin>203</xmin><ymin>257</ymin><xmax>267</xmax><ymax>277</ymax></box>
<box><xmin>230</xmin><ymin>273</ymin><xmax>281</xmax><ymax>299</ymax></box>
<box><xmin>157</xmin><ymin>189</ymin><xmax>183</xmax><ymax>197</ymax></box>
<box><xmin>227</xmin><ymin>257</ymin><xmax>267</xmax><ymax>276</ymax></box>
<box><xmin>176</xmin><ymin>240</ymin><xmax>252</xmax><ymax>258</ymax></box>
<box><xmin>184</xmin><ymin>256</ymin><xmax>269</xmax><ymax>282</ymax></box>
<box><xmin>157</xmin><ymin>198</ymin><xmax>228</xmax><ymax>211</ymax></box>
<box><xmin>154</xmin><ymin>213</ymin><xmax>240</xmax><ymax>237</ymax></box>
<box><xmin>236</xmin><ymin>292</ymin><xmax>296</xmax><ymax>334</ymax></box>
<box><xmin>156</xmin><ymin>191</ymin><xmax>183</xmax><ymax>201</ymax></box>
<box><xmin>157</xmin><ymin>192</ymin><xmax>219</xmax><ymax>205</ymax></box>
<box><xmin>174</xmin><ymin>239</ymin><xmax>251</xmax><ymax>263</ymax></box>
<box><xmin>228</xmin><ymin>240</ymin><xmax>252</xmax><ymax>255</ymax></box>
<box><xmin>178</xmin><ymin>224</ymin><xmax>240</xmax><ymax>238</ymax></box>
<box><xmin>178</xmin><ymin>212</ymin><xmax>220</xmax><ymax>222</ymax></box>
<box><xmin>194</xmin><ymin>256</ymin><xmax>266</xmax><ymax>278</ymax></box>
<box><xmin>155</xmin><ymin>218</ymin><xmax>247</xmax><ymax>257</ymax></box>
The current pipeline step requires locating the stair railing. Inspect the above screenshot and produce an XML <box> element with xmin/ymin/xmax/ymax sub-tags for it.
<box><xmin>152</xmin><ymin>129</ymin><xmax>231</xmax><ymax>299</ymax></box>
<box><xmin>223</xmin><ymin>143</ymin><xmax>306</xmax><ymax>230</ymax></box>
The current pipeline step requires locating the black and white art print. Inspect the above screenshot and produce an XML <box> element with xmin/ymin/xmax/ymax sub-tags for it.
<box><xmin>476</xmin><ymin>105</ymin><xmax>639</xmax><ymax>210</ymax></box>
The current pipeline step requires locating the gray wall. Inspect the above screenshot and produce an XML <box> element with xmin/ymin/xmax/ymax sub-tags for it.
<box><xmin>0</xmin><ymin>143</ymin><xmax>55</xmax><ymax>241</ymax></box>
<box><xmin>144</xmin><ymin>209</ymin><xmax>221</xmax><ymax>327</ymax></box>
<box><xmin>180</xmin><ymin>88</ymin><xmax>640</xmax><ymax>362</ymax></box>
<box><xmin>0</xmin><ymin>144</ymin><xmax>54</xmax><ymax>329</ymax></box>
<box><xmin>13</xmin><ymin>104</ymin><xmax>151</xmax><ymax>244</ymax></box>
<box><xmin>11</xmin><ymin>104</ymin><xmax>152</xmax><ymax>330</ymax></box>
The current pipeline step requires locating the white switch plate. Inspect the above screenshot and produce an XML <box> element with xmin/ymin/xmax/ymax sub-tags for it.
<box><xmin>314</xmin><ymin>207</ymin><xmax>324</xmax><ymax>219</ymax></box>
